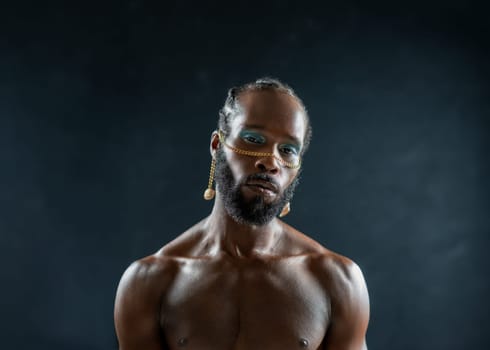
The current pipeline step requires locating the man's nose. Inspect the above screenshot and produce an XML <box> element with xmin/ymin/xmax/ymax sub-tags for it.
<box><xmin>254</xmin><ymin>155</ymin><xmax>280</xmax><ymax>174</ymax></box>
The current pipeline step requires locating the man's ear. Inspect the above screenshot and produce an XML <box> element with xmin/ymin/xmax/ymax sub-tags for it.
<box><xmin>209</xmin><ymin>130</ymin><xmax>220</xmax><ymax>156</ymax></box>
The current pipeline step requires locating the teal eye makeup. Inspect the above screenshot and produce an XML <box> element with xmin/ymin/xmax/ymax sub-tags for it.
<box><xmin>239</xmin><ymin>130</ymin><xmax>266</xmax><ymax>144</ymax></box>
<box><xmin>279</xmin><ymin>143</ymin><xmax>300</xmax><ymax>156</ymax></box>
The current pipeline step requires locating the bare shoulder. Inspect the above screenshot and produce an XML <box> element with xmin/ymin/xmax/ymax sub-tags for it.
<box><xmin>114</xmin><ymin>253</ymin><xmax>183</xmax><ymax>349</ymax></box>
<box><xmin>118</xmin><ymin>219</ymin><xmax>209</xmax><ymax>290</ymax></box>
<box><xmin>115</xmin><ymin>253</ymin><xmax>181</xmax><ymax>321</ymax></box>
<box><xmin>310</xmin><ymin>250</ymin><xmax>368</xmax><ymax>300</ymax></box>
<box><xmin>117</xmin><ymin>253</ymin><xmax>179</xmax><ymax>294</ymax></box>
<box><xmin>117</xmin><ymin>220</ymin><xmax>206</xmax><ymax>293</ymax></box>
<box><xmin>281</xmin><ymin>221</ymin><xmax>368</xmax><ymax>303</ymax></box>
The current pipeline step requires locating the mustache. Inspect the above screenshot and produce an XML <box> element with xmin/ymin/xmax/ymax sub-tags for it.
<box><xmin>245</xmin><ymin>173</ymin><xmax>279</xmax><ymax>188</ymax></box>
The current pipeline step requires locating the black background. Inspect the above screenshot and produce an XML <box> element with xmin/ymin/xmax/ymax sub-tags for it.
<box><xmin>1</xmin><ymin>1</ymin><xmax>489</xmax><ymax>349</ymax></box>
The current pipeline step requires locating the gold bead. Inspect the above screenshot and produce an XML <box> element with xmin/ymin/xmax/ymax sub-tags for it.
<box><xmin>279</xmin><ymin>202</ymin><xmax>290</xmax><ymax>217</ymax></box>
<box><xmin>204</xmin><ymin>188</ymin><xmax>215</xmax><ymax>200</ymax></box>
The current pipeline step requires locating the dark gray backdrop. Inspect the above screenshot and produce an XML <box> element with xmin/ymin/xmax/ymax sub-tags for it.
<box><xmin>1</xmin><ymin>1</ymin><xmax>489</xmax><ymax>349</ymax></box>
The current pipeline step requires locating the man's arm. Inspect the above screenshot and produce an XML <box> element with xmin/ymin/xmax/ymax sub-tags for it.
<box><xmin>114</xmin><ymin>256</ymin><xmax>172</xmax><ymax>350</ymax></box>
<box><xmin>322</xmin><ymin>258</ymin><xmax>370</xmax><ymax>350</ymax></box>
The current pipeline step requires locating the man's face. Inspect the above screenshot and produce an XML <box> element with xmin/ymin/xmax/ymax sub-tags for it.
<box><xmin>214</xmin><ymin>90</ymin><xmax>307</xmax><ymax>226</ymax></box>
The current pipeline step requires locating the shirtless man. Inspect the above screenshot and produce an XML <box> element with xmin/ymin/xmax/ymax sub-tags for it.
<box><xmin>114</xmin><ymin>78</ymin><xmax>370</xmax><ymax>350</ymax></box>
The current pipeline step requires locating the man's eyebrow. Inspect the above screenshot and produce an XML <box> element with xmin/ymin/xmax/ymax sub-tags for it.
<box><xmin>240</xmin><ymin>124</ymin><xmax>302</xmax><ymax>146</ymax></box>
<box><xmin>240</xmin><ymin>123</ymin><xmax>266</xmax><ymax>131</ymax></box>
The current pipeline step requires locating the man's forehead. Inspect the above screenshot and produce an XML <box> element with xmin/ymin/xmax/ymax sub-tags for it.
<box><xmin>236</xmin><ymin>89</ymin><xmax>302</xmax><ymax>113</ymax></box>
<box><xmin>230</xmin><ymin>90</ymin><xmax>307</xmax><ymax>141</ymax></box>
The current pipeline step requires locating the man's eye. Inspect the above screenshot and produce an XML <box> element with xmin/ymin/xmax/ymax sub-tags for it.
<box><xmin>241</xmin><ymin>132</ymin><xmax>265</xmax><ymax>144</ymax></box>
<box><xmin>245</xmin><ymin>136</ymin><xmax>260</xmax><ymax>143</ymax></box>
<box><xmin>280</xmin><ymin>145</ymin><xmax>298</xmax><ymax>156</ymax></box>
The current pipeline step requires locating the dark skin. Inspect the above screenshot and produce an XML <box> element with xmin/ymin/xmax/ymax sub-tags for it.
<box><xmin>114</xmin><ymin>90</ymin><xmax>370</xmax><ymax>350</ymax></box>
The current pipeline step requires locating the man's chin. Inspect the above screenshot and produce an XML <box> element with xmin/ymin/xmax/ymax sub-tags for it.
<box><xmin>228</xmin><ymin>194</ymin><xmax>284</xmax><ymax>226</ymax></box>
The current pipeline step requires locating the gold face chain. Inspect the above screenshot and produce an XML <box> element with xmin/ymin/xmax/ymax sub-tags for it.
<box><xmin>218</xmin><ymin>130</ymin><xmax>301</xmax><ymax>169</ymax></box>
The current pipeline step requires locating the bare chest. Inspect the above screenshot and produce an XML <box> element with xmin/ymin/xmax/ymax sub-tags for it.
<box><xmin>161</xmin><ymin>257</ymin><xmax>329</xmax><ymax>350</ymax></box>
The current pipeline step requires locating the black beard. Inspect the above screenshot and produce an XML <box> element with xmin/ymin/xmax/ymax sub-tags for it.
<box><xmin>214</xmin><ymin>148</ymin><xmax>300</xmax><ymax>226</ymax></box>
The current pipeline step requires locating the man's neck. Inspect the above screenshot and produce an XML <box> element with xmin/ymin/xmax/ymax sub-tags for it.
<box><xmin>204</xmin><ymin>195</ymin><xmax>282</xmax><ymax>259</ymax></box>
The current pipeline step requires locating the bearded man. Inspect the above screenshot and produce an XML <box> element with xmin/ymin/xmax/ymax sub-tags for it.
<box><xmin>114</xmin><ymin>78</ymin><xmax>370</xmax><ymax>350</ymax></box>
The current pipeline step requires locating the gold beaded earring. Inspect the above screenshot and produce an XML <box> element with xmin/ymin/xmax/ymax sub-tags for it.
<box><xmin>203</xmin><ymin>157</ymin><xmax>216</xmax><ymax>200</ymax></box>
<box><xmin>279</xmin><ymin>202</ymin><xmax>290</xmax><ymax>217</ymax></box>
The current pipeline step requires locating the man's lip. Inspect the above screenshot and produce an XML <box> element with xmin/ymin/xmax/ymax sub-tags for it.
<box><xmin>245</xmin><ymin>179</ymin><xmax>278</xmax><ymax>193</ymax></box>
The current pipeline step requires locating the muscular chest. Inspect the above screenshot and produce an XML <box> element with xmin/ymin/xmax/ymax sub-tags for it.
<box><xmin>161</xmin><ymin>257</ymin><xmax>329</xmax><ymax>350</ymax></box>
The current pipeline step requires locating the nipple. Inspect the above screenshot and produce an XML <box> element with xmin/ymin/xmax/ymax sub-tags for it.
<box><xmin>177</xmin><ymin>337</ymin><xmax>188</xmax><ymax>347</ymax></box>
